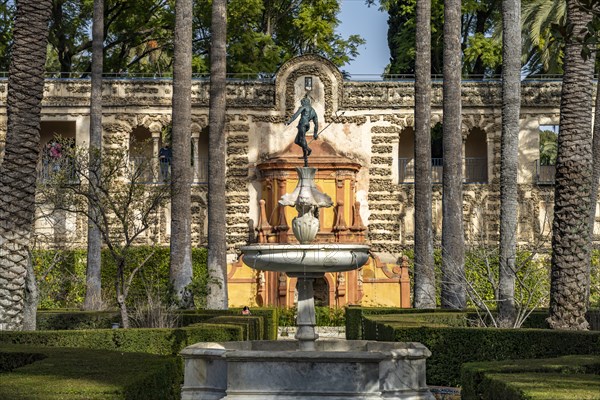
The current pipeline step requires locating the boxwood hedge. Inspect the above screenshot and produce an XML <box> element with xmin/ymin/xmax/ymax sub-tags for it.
<box><xmin>348</xmin><ymin>307</ymin><xmax>600</xmax><ymax>386</ymax></box>
<box><xmin>461</xmin><ymin>355</ymin><xmax>600</xmax><ymax>400</ymax></box>
<box><xmin>0</xmin><ymin>345</ymin><xmax>181</xmax><ymax>400</ymax></box>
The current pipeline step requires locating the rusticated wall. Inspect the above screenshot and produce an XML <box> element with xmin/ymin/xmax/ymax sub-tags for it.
<box><xmin>0</xmin><ymin>55</ymin><xmax>592</xmax><ymax>307</ymax></box>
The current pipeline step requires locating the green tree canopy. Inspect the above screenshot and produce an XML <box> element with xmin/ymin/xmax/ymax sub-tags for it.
<box><xmin>0</xmin><ymin>0</ymin><xmax>363</xmax><ymax>75</ymax></box>
<box><xmin>378</xmin><ymin>0</ymin><xmax>502</xmax><ymax>76</ymax></box>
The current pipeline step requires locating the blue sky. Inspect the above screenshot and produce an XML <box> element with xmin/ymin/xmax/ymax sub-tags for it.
<box><xmin>336</xmin><ymin>0</ymin><xmax>390</xmax><ymax>77</ymax></box>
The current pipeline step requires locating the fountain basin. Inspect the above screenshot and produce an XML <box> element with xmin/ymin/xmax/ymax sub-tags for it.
<box><xmin>181</xmin><ymin>340</ymin><xmax>435</xmax><ymax>400</ymax></box>
<box><xmin>240</xmin><ymin>244</ymin><xmax>370</xmax><ymax>273</ymax></box>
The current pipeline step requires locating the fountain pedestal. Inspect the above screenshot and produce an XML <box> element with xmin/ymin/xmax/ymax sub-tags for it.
<box><xmin>289</xmin><ymin>272</ymin><xmax>321</xmax><ymax>351</ymax></box>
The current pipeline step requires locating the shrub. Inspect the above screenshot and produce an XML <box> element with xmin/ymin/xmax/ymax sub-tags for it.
<box><xmin>350</xmin><ymin>308</ymin><xmax>600</xmax><ymax>386</ymax></box>
<box><xmin>33</xmin><ymin>246</ymin><xmax>208</xmax><ymax>310</ymax></box>
<box><xmin>178</xmin><ymin>308</ymin><xmax>278</xmax><ymax>340</ymax></box>
<box><xmin>0</xmin><ymin>345</ymin><xmax>181</xmax><ymax>400</ymax></box>
<box><xmin>278</xmin><ymin>306</ymin><xmax>345</xmax><ymax>327</ymax></box>
<box><xmin>0</xmin><ymin>324</ymin><xmax>243</xmax><ymax>356</ymax></box>
<box><xmin>461</xmin><ymin>355</ymin><xmax>600</xmax><ymax>400</ymax></box>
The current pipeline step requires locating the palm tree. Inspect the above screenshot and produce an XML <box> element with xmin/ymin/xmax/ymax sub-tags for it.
<box><xmin>206</xmin><ymin>0</ymin><xmax>228</xmax><ymax>309</ymax></box>
<box><xmin>588</xmin><ymin>65</ymin><xmax>600</xmax><ymax>305</ymax></box>
<box><xmin>441</xmin><ymin>0</ymin><xmax>466</xmax><ymax>309</ymax></box>
<box><xmin>170</xmin><ymin>0</ymin><xmax>194</xmax><ymax>308</ymax></box>
<box><xmin>548</xmin><ymin>0</ymin><xmax>594</xmax><ymax>330</ymax></box>
<box><xmin>521</xmin><ymin>0</ymin><xmax>565</xmax><ymax>75</ymax></box>
<box><xmin>498</xmin><ymin>0</ymin><xmax>521</xmax><ymax>327</ymax></box>
<box><xmin>413</xmin><ymin>0</ymin><xmax>436</xmax><ymax>309</ymax></box>
<box><xmin>0</xmin><ymin>0</ymin><xmax>52</xmax><ymax>331</ymax></box>
<box><xmin>84</xmin><ymin>0</ymin><xmax>104</xmax><ymax>311</ymax></box>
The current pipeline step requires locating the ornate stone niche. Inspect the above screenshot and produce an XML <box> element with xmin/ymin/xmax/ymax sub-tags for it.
<box><xmin>255</xmin><ymin>139</ymin><xmax>366</xmax><ymax>244</ymax></box>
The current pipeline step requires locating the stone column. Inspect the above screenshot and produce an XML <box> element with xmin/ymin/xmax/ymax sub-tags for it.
<box><xmin>290</xmin><ymin>272</ymin><xmax>321</xmax><ymax>351</ymax></box>
<box><xmin>149</xmin><ymin>122</ymin><xmax>162</xmax><ymax>181</ymax></box>
<box><xmin>191</xmin><ymin>123</ymin><xmax>201</xmax><ymax>183</ymax></box>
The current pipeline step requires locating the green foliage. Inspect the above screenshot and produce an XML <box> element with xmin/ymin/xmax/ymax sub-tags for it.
<box><xmin>461</xmin><ymin>355</ymin><xmax>600</xmax><ymax>400</ymax></box>
<box><xmin>0</xmin><ymin>346</ymin><xmax>181</xmax><ymax>400</ymax></box>
<box><xmin>36</xmin><ymin>310</ymin><xmax>120</xmax><ymax>330</ymax></box>
<box><xmin>0</xmin><ymin>324</ymin><xmax>243</xmax><ymax>355</ymax></box>
<box><xmin>0</xmin><ymin>351</ymin><xmax>46</xmax><ymax>373</ymax></box>
<box><xmin>539</xmin><ymin>128</ymin><xmax>558</xmax><ymax>166</ymax></box>
<box><xmin>32</xmin><ymin>246</ymin><xmax>209</xmax><ymax>310</ymax></box>
<box><xmin>204</xmin><ymin>316</ymin><xmax>264</xmax><ymax>340</ymax></box>
<box><xmin>0</xmin><ymin>0</ymin><xmax>13</xmax><ymax>71</ymax></box>
<box><xmin>278</xmin><ymin>306</ymin><xmax>345</xmax><ymax>327</ymax></box>
<box><xmin>402</xmin><ymin>247</ymin><xmax>552</xmax><ymax>314</ymax></box>
<box><xmin>464</xmin><ymin>33</ymin><xmax>502</xmax><ymax>71</ymax></box>
<box><xmin>178</xmin><ymin>308</ymin><xmax>279</xmax><ymax>340</ymax></box>
<box><xmin>354</xmin><ymin>309</ymin><xmax>600</xmax><ymax>386</ymax></box>
<box><xmin>383</xmin><ymin>0</ymin><xmax>501</xmax><ymax>76</ymax></box>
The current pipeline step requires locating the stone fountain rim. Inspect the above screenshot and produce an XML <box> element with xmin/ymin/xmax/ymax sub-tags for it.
<box><xmin>240</xmin><ymin>244</ymin><xmax>371</xmax><ymax>250</ymax></box>
<box><xmin>181</xmin><ymin>340</ymin><xmax>432</xmax><ymax>360</ymax></box>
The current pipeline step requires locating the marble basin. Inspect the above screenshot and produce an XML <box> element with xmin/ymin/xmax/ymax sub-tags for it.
<box><xmin>181</xmin><ymin>340</ymin><xmax>435</xmax><ymax>400</ymax></box>
<box><xmin>240</xmin><ymin>243</ymin><xmax>370</xmax><ymax>273</ymax></box>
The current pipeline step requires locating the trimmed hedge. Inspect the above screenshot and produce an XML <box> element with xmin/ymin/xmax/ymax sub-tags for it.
<box><xmin>0</xmin><ymin>345</ymin><xmax>181</xmax><ymax>399</ymax></box>
<box><xmin>461</xmin><ymin>355</ymin><xmax>600</xmax><ymax>400</ymax></box>
<box><xmin>0</xmin><ymin>324</ymin><xmax>243</xmax><ymax>356</ymax></box>
<box><xmin>201</xmin><ymin>316</ymin><xmax>264</xmax><ymax>341</ymax></box>
<box><xmin>179</xmin><ymin>308</ymin><xmax>279</xmax><ymax>340</ymax></box>
<box><xmin>36</xmin><ymin>308</ymin><xmax>279</xmax><ymax>340</ymax></box>
<box><xmin>351</xmin><ymin>308</ymin><xmax>600</xmax><ymax>386</ymax></box>
<box><xmin>0</xmin><ymin>351</ymin><xmax>46</xmax><ymax>373</ymax></box>
<box><xmin>37</xmin><ymin>310</ymin><xmax>120</xmax><ymax>330</ymax></box>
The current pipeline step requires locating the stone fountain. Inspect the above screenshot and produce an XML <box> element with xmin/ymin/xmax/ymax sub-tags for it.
<box><xmin>180</xmin><ymin>165</ymin><xmax>435</xmax><ymax>400</ymax></box>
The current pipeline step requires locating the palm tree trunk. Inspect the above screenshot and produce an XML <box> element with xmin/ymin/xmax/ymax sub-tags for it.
<box><xmin>84</xmin><ymin>0</ymin><xmax>104</xmax><ymax>311</ymax></box>
<box><xmin>0</xmin><ymin>0</ymin><xmax>52</xmax><ymax>331</ymax></box>
<box><xmin>498</xmin><ymin>0</ymin><xmax>521</xmax><ymax>327</ymax></box>
<box><xmin>170</xmin><ymin>0</ymin><xmax>194</xmax><ymax>309</ymax></box>
<box><xmin>548</xmin><ymin>0</ymin><xmax>594</xmax><ymax>330</ymax></box>
<box><xmin>413</xmin><ymin>0</ymin><xmax>436</xmax><ymax>309</ymax></box>
<box><xmin>587</xmin><ymin>56</ymin><xmax>600</xmax><ymax>305</ymax></box>
<box><xmin>206</xmin><ymin>0</ymin><xmax>228</xmax><ymax>309</ymax></box>
<box><xmin>441</xmin><ymin>0</ymin><xmax>465</xmax><ymax>309</ymax></box>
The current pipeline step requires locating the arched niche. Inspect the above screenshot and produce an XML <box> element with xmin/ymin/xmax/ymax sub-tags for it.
<box><xmin>464</xmin><ymin>127</ymin><xmax>488</xmax><ymax>183</ymax></box>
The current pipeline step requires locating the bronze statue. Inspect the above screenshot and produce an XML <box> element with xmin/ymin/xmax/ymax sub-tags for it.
<box><xmin>286</xmin><ymin>97</ymin><xmax>319</xmax><ymax>167</ymax></box>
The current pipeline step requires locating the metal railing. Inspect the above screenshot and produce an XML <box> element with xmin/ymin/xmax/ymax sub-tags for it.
<box><xmin>398</xmin><ymin>157</ymin><xmax>488</xmax><ymax>184</ymax></box>
<box><xmin>0</xmin><ymin>71</ymin><xmax>569</xmax><ymax>82</ymax></box>
<box><xmin>38</xmin><ymin>155</ymin><xmax>79</xmax><ymax>184</ymax></box>
<box><xmin>535</xmin><ymin>160</ymin><xmax>555</xmax><ymax>184</ymax></box>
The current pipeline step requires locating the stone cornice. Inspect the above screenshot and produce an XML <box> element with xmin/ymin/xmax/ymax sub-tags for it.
<box><xmin>0</xmin><ymin>78</ymin><xmax>567</xmax><ymax>111</ymax></box>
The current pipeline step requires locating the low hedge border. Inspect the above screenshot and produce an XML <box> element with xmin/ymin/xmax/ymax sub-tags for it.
<box><xmin>0</xmin><ymin>324</ymin><xmax>244</xmax><ymax>356</ymax></box>
<box><xmin>37</xmin><ymin>308</ymin><xmax>279</xmax><ymax>340</ymax></box>
<box><xmin>351</xmin><ymin>308</ymin><xmax>600</xmax><ymax>386</ymax></box>
<box><xmin>461</xmin><ymin>355</ymin><xmax>600</xmax><ymax>400</ymax></box>
<box><xmin>0</xmin><ymin>345</ymin><xmax>181</xmax><ymax>400</ymax></box>
<box><xmin>178</xmin><ymin>308</ymin><xmax>278</xmax><ymax>340</ymax></box>
<box><xmin>0</xmin><ymin>351</ymin><xmax>47</xmax><ymax>373</ymax></box>
<box><xmin>202</xmin><ymin>316</ymin><xmax>264</xmax><ymax>341</ymax></box>
<box><xmin>345</xmin><ymin>307</ymin><xmax>600</xmax><ymax>340</ymax></box>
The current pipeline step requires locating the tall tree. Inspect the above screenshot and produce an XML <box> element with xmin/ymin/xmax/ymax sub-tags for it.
<box><xmin>498</xmin><ymin>0</ymin><xmax>521</xmax><ymax>327</ymax></box>
<box><xmin>84</xmin><ymin>0</ymin><xmax>104</xmax><ymax>311</ymax></box>
<box><xmin>0</xmin><ymin>0</ymin><xmax>52</xmax><ymax>331</ymax></box>
<box><xmin>170</xmin><ymin>0</ymin><xmax>194</xmax><ymax>308</ymax></box>
<box><xmin>206</xmin><ymin>0</ymin><xmax>228</xmax><ymax>309</ymax></box>
<box><xmin>383</xmin><ymin>0</ymin><xmax>502</xmax><ymax>76</ymax></box>
<box><xmin>548</xmin><ymin>0</ymin><xmax>595</xmax><ymax>330</ymax></box>
<box><xmin>413</xmin><ymin>0</ymin><xmax>436</xmax><ymax>308</ymax></box>
<box><xmin>441</xmin><ymin>0</ymin><xmax>466</xmax><ymax>309</ymax></box>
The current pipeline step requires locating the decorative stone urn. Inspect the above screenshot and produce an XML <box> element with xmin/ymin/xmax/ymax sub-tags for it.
<box><xmin>279</xmin><ymin>167</ymin><xmax>333</xmax><ymax>244</ymax></box>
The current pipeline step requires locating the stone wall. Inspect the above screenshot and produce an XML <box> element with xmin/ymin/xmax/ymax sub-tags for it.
<box><xmin>0</xmin><ymin>56</ymin><xmax>586</xmax><ymax>264</ymax></box>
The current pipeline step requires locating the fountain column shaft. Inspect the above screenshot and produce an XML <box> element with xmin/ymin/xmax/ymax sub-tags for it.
<box><xmin>293</xmin><ymin>274</ymin><xmax>320</xmax><ymax>350</ymax></box>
